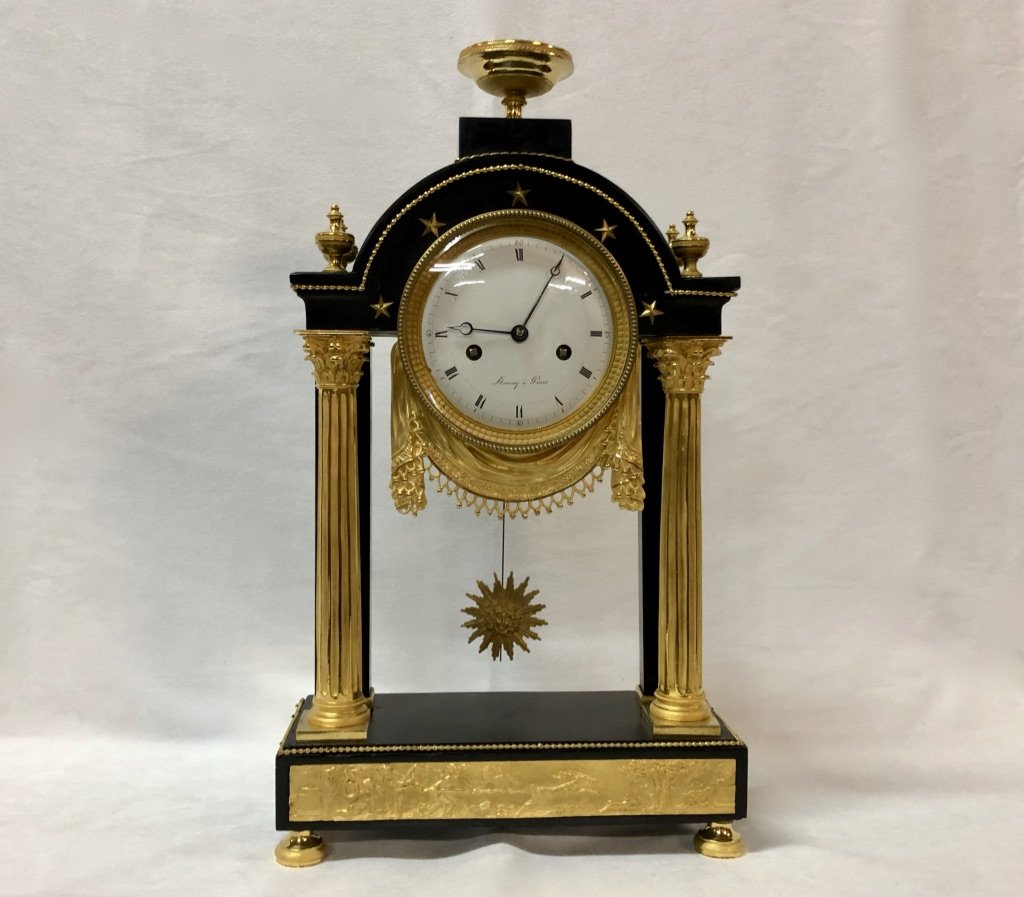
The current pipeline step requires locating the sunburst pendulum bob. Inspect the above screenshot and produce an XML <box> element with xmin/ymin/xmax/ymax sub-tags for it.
<box><xmin>462</xmin><ymin>572</ymin><xmax>547</xmax><ymax>661</ymax></box>
<box><xmin>462</xmin><ymin>513</ymin><xmax>547</xmax><ymax>661</ymax></box>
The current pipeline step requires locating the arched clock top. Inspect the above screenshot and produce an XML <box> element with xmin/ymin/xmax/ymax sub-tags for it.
<box><xmin>291</xmin><ymin>152</ymin><xmax>739</xmax><ymax>337</ymax></box>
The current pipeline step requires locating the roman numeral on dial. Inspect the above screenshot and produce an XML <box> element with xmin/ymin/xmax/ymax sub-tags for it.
<box><xmin>515</xmin><ymin>404</ymin><xmax>524</xmax><ymax>419</ymax></box>
<box><xmin>579</xmin><ymin>366</ymin><xmax>593</xmax><ymax>379</ymax></box>
<box><xmin>514</xmin><ymin>247</ymin><xmax>524</xmax><ymax>261</ymax></box>
<box><xmin>474</xmin><ymin>394</ymin><xmax>487</xmax><ymax>410</ymax></box>
<box><xmin>445</xmin><ymin>366</ymin><xmax>459</xmax><ymax>379</ymax></box>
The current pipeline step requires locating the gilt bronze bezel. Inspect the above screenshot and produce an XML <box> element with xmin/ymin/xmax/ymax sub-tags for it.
<box><xmin>397</xmin><ymin>209</ymin><xmax>637</xmax><ymax>453</ymax></box>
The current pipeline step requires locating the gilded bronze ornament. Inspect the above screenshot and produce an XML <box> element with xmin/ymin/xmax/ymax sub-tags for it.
<box><xmin>458</xmin><ymin>39</ymin><xmax>573</xmax><ymax>119</ymax></box>
<box><xmin>640</xmin><ymin>299</ymin><xmax>664</xmax><ymax>321</ymax></box>
<box><xmin>507</xmin><ymin>182</ymin><xmax>531</xmax><ymax>206</ymax></box>
<box><xmin>668</xmin><ymin>211</ymin><xmax>710</xmax><ymax>278</ymax></box>
<box><xmin>694</xmin><ymin>821</ymin><xmax>746</xmax><ymax>859</ymax></box>
<box><xmin>290</xmin><ymin>758</ymin><xmax>737</xmax><ymax>822</ymax></box>
<box><xmin>274</xmin><ymin>831</ymin><xmax>327</xmax><ymax>867</ymax></box>
<box><xmin>419</xmin><ymin>212</ymin><xmax>445</xmax><ymax>237</ymax></box>
<box><xmin>462</xmin><ymin>572</ymin><xmax>547</xmax><ymax>660</ymax></box>
<box><xmin>641</xmin><ymin>336</ymin><xmax>729</xmax><ymax>735</ymax></box>
<box><xmin>315</xmin><ymin>204</ymin><xmax>357</xmax><ymax>272</ymax></box>
<box><xmin>389</xmin><ymin>343</ymin><xmax>643</xmax><ymax>517</ymax></box>
<box><xmin>368</xmin><ymin>295</ymin><xmax>394</xmax><ymax>319</ymax></box>
<box><xmin>297</xmin><ymin>331</ymin><xmax>373</xmax><ymax>738</ymax></box>
<box><xmin>595</xmin><ymin>219</ymin><xmax>617</xmax><ymax>243</ymax></box>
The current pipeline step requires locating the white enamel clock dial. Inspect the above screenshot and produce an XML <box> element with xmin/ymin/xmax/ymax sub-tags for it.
<box><xmin>421</xmin><ymin>234</ymin><xmax>612</xmax><ymax>430</ymax></box>
<box><xmin>398</xmin><ymin>210</ymin><xmax>636</xmax><ymax>451</ymax></box>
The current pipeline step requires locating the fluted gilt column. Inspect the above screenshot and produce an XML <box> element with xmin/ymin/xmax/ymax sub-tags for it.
<box><xmin>298</xmin><ymin>330</ymin><xmax>372</xmax><ymax>738</ymax></box>
<box><xmin>643</xmin><ymin>336</ymin><xmax>728</xmax><ymax>736</ymax></box>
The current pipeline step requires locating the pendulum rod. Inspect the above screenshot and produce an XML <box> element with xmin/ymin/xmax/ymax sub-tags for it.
<box><xmin>461</xmin><ymin>506</ymin><xmax>547</xmax><ymax>662</ymax></box>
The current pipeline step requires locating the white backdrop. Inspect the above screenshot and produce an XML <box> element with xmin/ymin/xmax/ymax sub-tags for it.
<box><xmin>2</xmin><ymin>1</ymin><xmax>1023</xmax><ymax>894</ymax></box>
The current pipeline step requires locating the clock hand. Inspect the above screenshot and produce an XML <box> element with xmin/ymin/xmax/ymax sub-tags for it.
<box><xmin>448</xmin><ymin>322</ymin><xmax>513</xmax><ymax>336</ymax></box>
<box><xmin>520</xmin><ymin>254</ymin><xmax>564</xmax><ymax>329</ymax></box>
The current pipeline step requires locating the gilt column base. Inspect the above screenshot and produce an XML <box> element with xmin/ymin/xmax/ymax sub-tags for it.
<box><xmin>645</xmin><ymin>690</ymin><xmax>722</xmax><ymax>736</ymax></box>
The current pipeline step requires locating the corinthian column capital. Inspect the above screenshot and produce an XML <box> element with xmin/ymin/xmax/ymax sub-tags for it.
<box><xmin>300</xmin><ymin>330</ymin><xmax>372</xmax><ymax>390</ymax></box>
<box><xmin>642</xmin><ymin>337</ymin><xmax>729</xmax><ymax>395</ymax></box>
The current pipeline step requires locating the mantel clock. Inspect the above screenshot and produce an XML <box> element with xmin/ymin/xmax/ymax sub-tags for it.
<box><xmin>275</xmin><ymin>40</ymin><xmax>746</xmax><ymax>867</ymax></box>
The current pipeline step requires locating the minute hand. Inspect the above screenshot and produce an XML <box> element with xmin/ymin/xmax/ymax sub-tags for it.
<box><xmin>520</xmin><ymin>254</ymin><xmax>564</xmax><ymax>328</ymax></box>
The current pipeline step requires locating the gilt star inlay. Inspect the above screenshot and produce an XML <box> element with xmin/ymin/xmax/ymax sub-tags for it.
<box><xmin>419</xmin><ymin>212</ymin><xmax>445</xmax><ymax>237</ymax></box>
<box><xmin>640</xmin><ymin>300</ymin><xmax>664</xmax><ymax>321</ymax></box>
<box><xmin>596</xmin><ymin>219</ymin><xmax>618</xmax><ymax>242</ymax></box>
<box><xmin>369</xmin><ymin>295</ymin><xmax>394</xmax><ymax>319</ymax></box>
<box><xmin>508</xmin><ymin>182</ymin><xmax>530</xmax><ymax>207</ymax></box>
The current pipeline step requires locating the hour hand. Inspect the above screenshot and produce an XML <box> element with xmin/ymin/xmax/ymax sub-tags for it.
<box><xmin>448</xmin><ymin>322</ymin><xmax>512</xmax><ymax>336</ymax></box>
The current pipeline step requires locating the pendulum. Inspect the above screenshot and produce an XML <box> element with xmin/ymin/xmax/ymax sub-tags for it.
<box><xmin>460</xmin><ymin>513</ymin><xmax>547</xmax><ymax>661</ymax></box>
